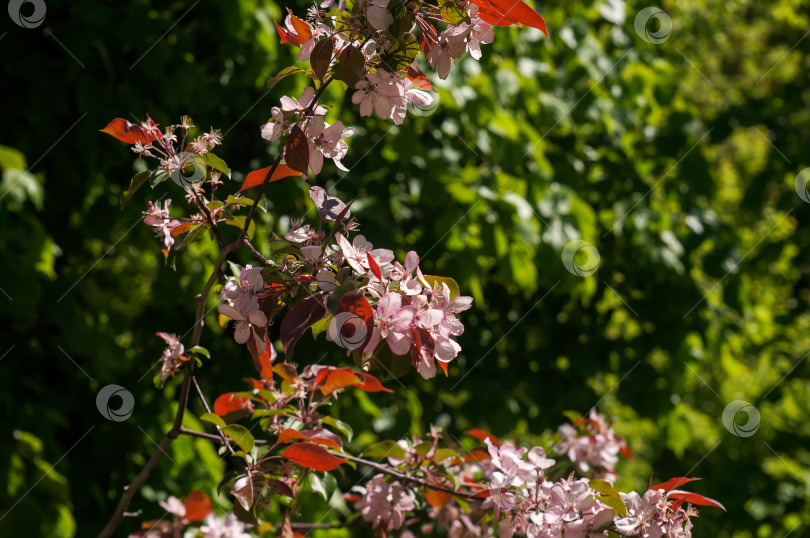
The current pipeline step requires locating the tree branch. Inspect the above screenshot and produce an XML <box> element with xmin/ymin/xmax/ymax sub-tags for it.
<box><xmin>99</xmin><ymin>240</ymin><xmax>239</xmax><ymax>538</ymax></box>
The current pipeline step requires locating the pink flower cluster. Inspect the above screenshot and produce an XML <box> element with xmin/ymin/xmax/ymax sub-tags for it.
<box><xmin>428</xmin><ymin>5</ymin><xmax>495</xmax><ymax>79</ymax></box>
<box><xmin>133</xmin><ymin>115</ymin><xmax>222</xmax><ymax>181</ymax></box>
<box><xmin>143</xmin><ymin>199</ymin><xmax>181</xmax><ymax>250</ymax></box>
<box><xmin>352</xmin><ymin>474</ymin><xmax>415</xmax><ymax>533</ymax></box>
<box><xmin>615</xmin><ymin>489</ymin><xmax>697</xmax><ymax>538</ymax></box>
<box><xmin>555</xmin><ymin>410</ymin><xmax>628</xmax><ymax>480</ymax></box>
<box><xmin>218</xmin><ymin>265</ymin><xmax>269</xmax><ymax>353</ymax></box>
<box><xmin>352</xmin><ymin>69</ymin><xmax>433</xmax><ymax>125</ymax></box>
<box><xmin>260</xmin><ymin>86</ymin><xmax>353</xmax><ymax>174</ymax></box>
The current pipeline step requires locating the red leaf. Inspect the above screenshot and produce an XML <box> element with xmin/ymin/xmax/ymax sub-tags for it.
<box><xmin>100</xmin><ymin>118</ymin><xmax>157</xmax><ymax>145</ymax></box>
<box><xmin>367</xmin><ymin>253</ymin><xmax>382</xmax><ymax>280</ymax></box>
<box><xmin>240</xmin><ymin>163</ymin><xmax>300</xmax><ymax>191</ymax></box>
<box><xmin>213</xmin><ymin>392</ymin><xmax>254</xmax><ymax>417</ymax></box>
<box><xmin>274</xmin><ymin>21</ymin><xmax>295</xmax><ymax>45</ymax></box>
<box><xmin>354</xmin><ymin>372</ymin><xmax>393</xmax><ymax>393</ymax></box>
<box><xmin>425</xmin><ymin>489</ymin><xmax>452</xmax><ymax>509</ymax></box>
<box><xmin>170</xmin><ymin>222</ymin><xmax>196</xmax><ymax>238</ymax></box>
<box><xmin>284</xmin><ymin>125</ymin><xmax>309</xmax><ymax>173</ymax></box>
<box><xmin>417</xmin><ymin>19</ymin><xmax>439</xmax><ymax>55</ymax></box>
<box><xmin>183</xmin><ymin>490</ymin><xmax>212</xmax><ymax>522</ymax></box>
<box><xmin>471</xmin><ymin>489</ymin><xmax>492</xmax><ymax>498</ymax></box>
<box><xmin>668</xmin><ymin>490</ymin><xmax>726</xmax><ymax>511</ymax></box>
<box><xmin>470</xmin><ymin>0</ymin><xmax>549</xmax><ymax>37</ymax></box>
<box><xmin>436</xmin><ymin>358</ymin><xmax>449</xmax><ymax>376</ymax></box>
<box><xmin>256</xmin><ymin>335</ymin><xmax>276</xmax><ymax>380</ymax></box>
<box><xmin>282</xmin><ymin>442</ymin><xmax>346</xmax><ymax>471</ymax></box>
<box><xmin>650</xmin><ymin>477</ymin><xmax>699</xmax><ymax>493</ymax></box>
<box><xmin>280</xmin><ymin>292</ymin><xmax>327</xmax><ymax>359</ymax></box>
<box><xmin>278</xmin><ymin>428</ymin><xmax>342</xmax><ymax>449</ymax></box>
<box><xmin>336</xmin><ymin>290</ymin><xmax>375</xmax><ymax>350</ymax></box>
<box><xmin>466</xmin><ymin>428</ymin><xmax>501</xmax><ymax>446</ymax></box>
<box><xmin>619</xmin><ymin>445</ymin><xmax>633</xmax><ymax>460</ymax></box>
<box><xmin>287</xmin><ymin>13</ymin><xmax>313</xmax><ymax>42</ymax></box>
<box><xmin>310</xmin><ymin>38</ymin><xmax>334</xmax><ymax>82</ymax></box>
<box><xmin>464</xmin><ymin>448</ymin><xmax>492</xmax><ymax>462</ymax></box>
<box><xmin>406</xmin><ymin>64</ymin><xmax>433</xmax><ymax>91</ymax></box>
<box><xmin>320</xmin><ymin>369</ymin><xmax>361</xmax><ymax>396</ymax></box>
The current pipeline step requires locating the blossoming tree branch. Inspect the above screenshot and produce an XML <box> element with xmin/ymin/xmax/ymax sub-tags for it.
<box><xmin>98</xmin><ymin>0</ymin><xmax>723</xmax><ymax>535</ymax></box>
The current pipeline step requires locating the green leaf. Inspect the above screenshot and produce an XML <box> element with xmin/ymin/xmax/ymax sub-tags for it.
<box><xmin>222</xmin><ymin>425</ymin><xmax>255</xmax><ymax>453</ymax></box>
<box><xmin>267</xmin><ymin>66</ymin><xmax>305</xmax><ymax>89</ymax></box>
<box><xmin>562</xmin><ymin>410</ymin><xmax>583</xmax><ymax>424</ymax></box>
<box><xmin>322</xmin><ymin>416</ymin><xmax>353</xmax><ymax>442</ymax></box>
<box><xmin>434</xmin><ymin>447</ymin><xmax>459</xmax><ymax>462</ymax></box>
<box><xmin>362</xmin><ymin>440</ymin><xmax>407</xmax><ymax>460</ymax></box>
<box><xmin>200</xmin><ymin>413</ymin><xmax>226</xmax><ymax>428</ymax></box>
<box><xmin>226</xmin><ymin>195</ymin><xmax>254</xmax><ymax>207</ymax></box>
<box><xmin>188</xmin><ymin>345</ymin><xmax>211</xmax><ymax>359</ymax></box>
<box><xmin>202</xmin><ymin>153</ymin><xmax>231</xmax><ymax>178</ymax></box>
<box><xmin>310</xmin><ymin>314</ymin><xmax>334</xmax><ymax>339</ymax></box>
<box><xmin>309</xmin><ymin>473</ymin><xmax>338</xmax><ymax>501</ymax></box>
<box><xmin>380</xmin><ymin>34</ymin><xmax>419</xmax><ymax>72</ymax></box>
<box><xmin>590</xmin><ymin>480</ymin><xmax>627</xmax><ymax>517</ymax></box>
<box><xmin>225</xmin><ymin>215</ymin><xmax>256</xmax><ymax>240</ymax></box>
<box><xmin>438</xmin><ymin>0</ymin><xmax>470</xmax><ymax>25</ymax></box>
<box><xmin>421</xmin><ymin>275</ymin><xmax>461</xmax><ymax>298</ymax></box>
<box><xmin>120</xmin><ymin>170</ymin><xmax>150</xmax><ymax>208</ymax></box>
<box><xmin>148</xmin><ymin>169</ymin><xmax>169</xmax><ymax>188</ymax></box>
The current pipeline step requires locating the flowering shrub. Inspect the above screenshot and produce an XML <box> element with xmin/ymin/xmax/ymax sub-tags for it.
<box><xmin>97</xmin><ymin>0</ymin><xmax>724</xmax><ymax>536</ymax></box>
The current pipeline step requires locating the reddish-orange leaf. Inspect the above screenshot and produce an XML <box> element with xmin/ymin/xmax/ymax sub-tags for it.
<box><xmin>471</xmin><ymin>489</ymin><xmax>492</xmax><ymax>498</ymax></box>
<box><xmin>464</xmin><ymin>448</ymin><xmax>492</xmax><ymax>462</ymax></box>
<box><xmin>288</xmin><ymin>14</ymin><xmax>312</xmax><ymax>42</ymax></box>
<box><xmin>257</xmin><ymin>336</ymin><xmax>275</xmax><ymax>380</ymax></box>
<box><xmin>100</xmin><ymin>118</ymin><xmax>157</xmax><ymax>145</ymax></box>
<box><xmin>406</xmin><ymin>64</ymin><xmax>433</xmax><ymax>91</ymax></box>
<box><xmin>436</xmin><ymin>359</ymin><xmax>449</xmax><ymax>377</ymax></box>
<box><xmin>668</xmin><ymin>490</ymin><xmax>726</xmax><ymax>511</ymax></box>
<box><xmin>619</xmin><ymin>445</ymin><xmax>633</xmax><ymax>460</ymax></box>
<box><xmin>354</xmin><ymin>372</ymin><xmax>393</xmax><ymax>393</ymax></box>
<box><xmin>425</xmin><ymin>489</ymin><xmax>452</xmax><ymax>509</ymax></box>
<box><xmin>470</xmin><ymin>0</ymin><xmax>548</xmax><ymax>37</ymax></box>
<box><xmin>170</xmin><ymin>222</ymin><xmax>196</xmax><ymax>238</ymax></box>
<box><xmin>367</xmin><ymin>253</ymin><xmax>382</xmax><ymax>280</ymax></box>
<box><xmin>278</xmin><ymin>428</ymin><xmax>342</xmax><ymax>449</ymax></box>
<box><xmin>240</xmin><ymin>163</ymin><xmax>300</xmax><ymax>191</ymax></box>
<box><xmin>273</xmin><ymin>363</ymin><xmax>299</xmax><ymax>385</ymax></box>
<box><xmin>183</xmin><ymin>490</ymin><xmax>212</xmax><ymax>522</ymax></box>
<box><xmin>213</xmin><ymin>392</ymin><xmax>254</xmax><ymax>417</ymax></box>
<box><xmin>320</xmin><ymin>369</ymin><xmax>361</xmax><ymax>395</ymax></box>
<box><xmin>651</xmin><ymin>477</ymin><xmax>699</xmax><ymax>493</ymax></box>
<box><xmin>274</xmin><ymin>21</ymin><xmax>295</xmax><ymax>45</ymax></box>
<box><xmin>282</xmin><ymin>442</ymin><xmax>346</xmax><ymax>471</ymax></box>
<box><xmin>466</xmin><ymin>428</ymin><xmax>501</xmax><ymax>446</ymax></box>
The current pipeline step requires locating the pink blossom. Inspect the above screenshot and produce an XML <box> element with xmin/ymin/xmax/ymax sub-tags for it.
<box><xmin>305</xmin><ymin>117</ymin><xmax>354</xmax><ymax>173</ymax></box>
<box><xmin>156</xmin><ymin>332</ymin><xmax>186</xmax><ymax>385</ymax></box>
<box><xmin>144</xmin><ymin>199</ymin><xmax>180</xmax><ymax>250</ymax></box>
<box><xmin>220</xmin><ymin>264</ymin><xmax>265</xmax><ymax>317</ymax></box>
<box><xmin>336</xmin><ymin>233</ymin><xmax>394</xmax><ymax>274</ymax></box>
<box><xmin>428</xmin><ymin>24</ymin><xmax>471</xmax><ymax>79</ymax></box>
<box><xmin>200</xmin><ymin>513</ymin><xmax>252</xmax><ymax>538</ymax></box>
<box><xmin>374</xmin><ymin>292</ymin><xmax>417</xmax><ymax>355</ymax></box>
<box><xmin>354</xmin><ymin>475</ymin><xmax>414</xmax><ymax>532</ymax></box>
<box><xmin>309</xmin><ymin>186</ymin><xmax>351</xmax><ymax>222</ymax></box>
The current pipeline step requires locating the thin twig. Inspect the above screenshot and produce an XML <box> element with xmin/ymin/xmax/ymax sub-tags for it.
<box><xmin>192</xmin><ymin>375</ymin><xmax>234</xmax><ymax>454</ymax></box>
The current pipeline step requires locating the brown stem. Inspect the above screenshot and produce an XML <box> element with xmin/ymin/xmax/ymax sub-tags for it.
<box><xmin>243</xmin><ymin>236</ymin><xmax>270</xmax><ymax>265</ymax></box>
<box><xmin>339</xmin><ymin>453</ymin><xmax>481</xmax><ymax>500</ymax></box>
<box><xmin>99</xmin><ymin>240</ymin><xmax>239</xmax><ymax>538</ymax></box>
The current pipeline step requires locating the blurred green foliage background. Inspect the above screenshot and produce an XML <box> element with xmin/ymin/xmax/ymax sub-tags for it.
<box><xmin>2</xmin><ymin>0</ymin><xmax>810</xmax><ymax>535</ymax></box>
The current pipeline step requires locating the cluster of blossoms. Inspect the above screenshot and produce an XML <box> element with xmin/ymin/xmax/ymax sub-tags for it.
<box><xmin>129</xmin><ymin>115</ymin><xmax>223</xmax><ymax>181</ymax></box>
<box><xmin>129</xmin><ymin>493</ymin><xmax>251</xmax><ymax>538</ymax></box>
<box><xmin>214</xmin><ymin>185</ymin><xmax>472</xmax><ymax>380</ymax></box>
<box><xmin>555</xmin><ymin>409</ymin><xmax>630</xmax><ymax>481</ymax></box>
<box><xmin>259</xmin><ymin>0</ymin><xmax>549</xmax><ymax>175</ymax></box>
<box><xmin>352</xmin><ymin>474</ymin><xmax>416</xmax><ymax>533</ymax></box>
